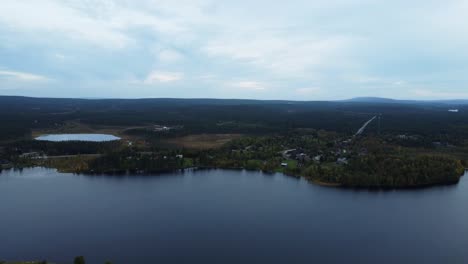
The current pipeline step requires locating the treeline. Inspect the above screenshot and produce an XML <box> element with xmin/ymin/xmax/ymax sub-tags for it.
<box><xmin>0</xmin><ymin>256</ymin><xmax>112</xmax><ymax>264</ymax></box>
<box><xmin>85</xmin><ymin>149</ymin><xmax>187</xmax><ymax>174</ymax></box>
<box><xmin>5</xmin><ymin>140</ymin><xmax>122</xmax><ymax>156</ymax></box>
<box><xmin>304</xmin><ymin>155</ymin><xmax>465</xmax><ymax>188</ymax></box>
<box><xmin>2</xmin><ymin>97</ymin><xmax>468</xmax><ymax>143</ymax></box>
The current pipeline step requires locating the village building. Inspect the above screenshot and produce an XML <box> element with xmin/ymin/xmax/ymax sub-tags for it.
<box><xmin>337</xmin><ymin>157</ymin><xmax>348</xmax><ymax>165</ymax></box>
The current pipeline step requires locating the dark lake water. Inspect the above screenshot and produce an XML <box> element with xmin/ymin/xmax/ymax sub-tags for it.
<box><xmin>35</xmin><ymin>134</ymin><xmax>120</xmax><ymax>142</ymax></box>
<box><xmin>1</xmin><ymin>168</ymin><xmax>468</xmax><ymax>264</ymax></box>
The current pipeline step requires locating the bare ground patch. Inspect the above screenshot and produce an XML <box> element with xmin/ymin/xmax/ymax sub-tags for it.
<box><xmin>164</xmin><ymin>134</ymin><xmax>243</xmax><ymax>149</ymax></box>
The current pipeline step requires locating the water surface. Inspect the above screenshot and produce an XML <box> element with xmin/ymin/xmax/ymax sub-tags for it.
<box><xmin>1</xmin><ymin>168</ymin><xmax>467</xmax><ymax>264</ymax></box>
<box><xmin>35</xmin><ymin>134</ymin><xmax>120</xmax><ymax>142</ymax></box>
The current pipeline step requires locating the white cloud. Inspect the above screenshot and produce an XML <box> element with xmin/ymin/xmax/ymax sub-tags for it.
<box><xmin>156</xmin><ymin>49</ymin><xmax>185</xmax><ymax>63</ymax></box>
<box><xmin>392</xmin><ymin>81</ymin><xmax>406</xmax><ymax>86</ymax></box>
<box><xmin>410</xmin><ymin>89</ymin><xmax>468</xmax><ymax>99</ymax></box>
<box><xmin>204</xmin><ymin>33</ymin><xmax>355</xmax><ymax>76</ymax></box>
<box><xmin>0</xmin><ymin>0</ymin><xmax>186</xmax><ymax>49</ymax></box>
<box><xmin>345</xmin><ymin>74</ymin><xmax>382</xmax><ymax>84</ymax></box>
<box><xmin>296</xmin><ymin>87</ymin><xmax>321</xmax><ymax>95</ymax></box>
<box><xmin>0</xmin><ymin>0</ymin><xmax>128</xmax><ymax>48</ymax></box>
<box><xmin>0</xmin><ymin>70</ymin><xmax>50</xmax><ymax>82</ymax></box>
<box><xmin>54</xmin><ymin>53</ymin><xmax>67</xmax><ymax>60</ymax></box>
<box><xmin>230</xmin><ymin>81</ymin><xmax>267</xmax><ymax>91</ymax></box>
<box><xmin>2</xmin><ymin>0</ymin><xmax>468</xmax><ymax>99</ymax></box>
<box><xmin>144</xmin><ymin>71</ymin><xmax>183</xmax><ymax>84</ymax></box>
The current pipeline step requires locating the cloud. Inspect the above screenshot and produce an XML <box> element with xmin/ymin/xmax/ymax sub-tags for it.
<box><xmin>0</xmin><ymin>70</ymin><xmax>50</xmax><ymax>82</ymax></box>
<box><xmin>230</xmin><ymin>81</ymin><xmax>267</xmax><ymax>91</ymax></box>
<box><xmin>203</xmin><ymin>33</ymin><xmax>355</xmax><ymax>76</ymax></box>
<box><xmin>144</xmin><ymin>71</ymin><xmax>183</xmax><ymax>84</ymax></box>
<box><xmin>0</xmin><ymin>0</ymin><xmax>185</xmax><ymax>49</ymax></box>
<box><xmin>0</xmin><ymin>0</ymin><xmax>128</xmax><ymax>49</ymax></box>
<box><xmin>296</xmin><ymin>87</ymin><xmax>321</xmax><ymax>95</ymax></box>
<box><xmin>1</xmin><ymin>0</ymin><xmax>468</xmax><ymax>99</ymax></box>
<box><xmin>156</xmin><ymin>49</ymin><xmax>185</xmax><ymax>63</ymax></box>
<box><xmin>53</xmin><ymin>53</ymin><xmax>67</xmax><ymax>60</ymax></box>
<box><xmin>345</xmin><ymin>75</ymin><xmax>383</xmax><ymax>84</ymax></box>
<box><xmin>410</xmin><ymin>89</ymin><xmax>468</xmax><ymax>99</ymax></box>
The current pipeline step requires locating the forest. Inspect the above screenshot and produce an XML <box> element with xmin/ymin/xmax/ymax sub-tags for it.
<box><xmin>1</xmin><ymin>96</ymin><xmax>467</xmax><ymax>188</ymax></box>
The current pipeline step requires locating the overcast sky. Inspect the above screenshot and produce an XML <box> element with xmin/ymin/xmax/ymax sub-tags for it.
<box><xmin>1</xmin><ymin>0</ymin><xmax>468</xmax><ymax>100</ymax></box>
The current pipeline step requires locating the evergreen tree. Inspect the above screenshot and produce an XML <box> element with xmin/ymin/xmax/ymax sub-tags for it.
<box><xmin>74</xmin><ymin>256</ymin><xmax>86</xmax><ymax>264</ymax></box>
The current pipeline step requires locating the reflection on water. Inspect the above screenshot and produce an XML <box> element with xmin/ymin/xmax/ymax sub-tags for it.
<box><xmin>0</xmin><ymin>168</ymin><xmax>467</xmax><ymax>264</ymax></box>
<box><xmin>35</xmin><ymin>134</ymin><xmax>120</xmax><ymax>142</ymax></box>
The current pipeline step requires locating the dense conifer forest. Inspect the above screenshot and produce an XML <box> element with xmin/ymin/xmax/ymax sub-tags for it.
<box><xmin>1</xmin><ymin>96</ymin><xmax>467</xmax><ymax>188</ymax></box>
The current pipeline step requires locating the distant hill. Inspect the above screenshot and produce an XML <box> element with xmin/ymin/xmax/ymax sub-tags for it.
<box><xmin>345</xmin><ymin>97</ymin><xmax>400</xmax><ymax>103</ymax></box>
<box><xmin>0</xmin><ymin>95</ymin><xmax>467</xmax><ymax>107</ymax></box>
<box><xmin>346</xmin><ymin>97</ymin><xmax>468</xmax><ymax>105</ymax></box>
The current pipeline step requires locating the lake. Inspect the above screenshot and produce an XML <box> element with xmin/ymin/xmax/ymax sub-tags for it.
<box><xmin>35</xmin><ymin>134</ymin><xmax>120</xmax><ymax>142</ymax></box>
<box><xmin>1</xmin><ymin>168</ymin><xmax>467</xmax><ymax>264</ymax></box>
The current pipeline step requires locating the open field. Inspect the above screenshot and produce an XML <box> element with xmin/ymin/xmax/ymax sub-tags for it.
<box><xmin>164</xmin><ymin>134</ymin><xmax>243</xmax><ymax>149</ymax></box>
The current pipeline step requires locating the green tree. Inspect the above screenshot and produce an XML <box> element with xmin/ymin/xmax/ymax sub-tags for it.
<box><xmin>74</xmin><ymin>256</ymin><xmax>86</xmax><ymax>264</ymax></box>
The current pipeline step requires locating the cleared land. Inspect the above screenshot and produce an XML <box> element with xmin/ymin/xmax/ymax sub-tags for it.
<box><xmin>164</xmin><ymin>134</ymin><xmax>242</xmax><ymax>149</ymax></box>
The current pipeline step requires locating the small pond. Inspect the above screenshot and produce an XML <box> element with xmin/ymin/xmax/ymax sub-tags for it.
<box><xmin>35</xmin><ymin>134</ymin><xmax>120</xmax><ymax>142</ymax></box>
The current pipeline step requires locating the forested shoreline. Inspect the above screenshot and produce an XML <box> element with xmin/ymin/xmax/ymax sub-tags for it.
<box><xmin>3</xmin><ymin>133</ymin><xmax>466</xmax><ymax>189</ymax></box>
<box><xmin>1</xmin><ymin>96</ymin><xmax>468</xmax><ymax>189</ymax></box>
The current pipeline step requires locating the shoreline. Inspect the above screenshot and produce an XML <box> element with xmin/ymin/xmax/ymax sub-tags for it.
<box><xmin>2</xmin><ymin>164</ymin><xmax>464</xmax><ymax>191</ymax></box>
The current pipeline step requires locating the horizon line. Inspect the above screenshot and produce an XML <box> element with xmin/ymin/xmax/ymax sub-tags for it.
<box><xmin>0</xmin><ymin>95</ymin><xmax>468</xmax><ymax>102</ymax></box>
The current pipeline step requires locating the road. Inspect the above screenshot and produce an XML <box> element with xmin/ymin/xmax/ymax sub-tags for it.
<box><xmin>354</xmin><ymin>116</ymin><xmax>377</xmax><ymax>137</ymax></box>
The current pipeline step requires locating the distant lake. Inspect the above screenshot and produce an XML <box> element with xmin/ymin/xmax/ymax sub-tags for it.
<box><xmin>1</xmin><ymin>168</ymin><xmax>468</xmax><ymax>264</ymax></box>
<box><xmin>35</xmin><ymin>134</ymin><xmax>120</xmax><ymax>142</ymax></box>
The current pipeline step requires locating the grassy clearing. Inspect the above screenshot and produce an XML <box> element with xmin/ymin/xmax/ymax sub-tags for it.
<box><xmin>164</xmin><ymin>134</ymin><xmax>243</xmax><ymax>149</ymax></box>
<box><xmin>276</xmin><ymin>159</ymin><xmax>298</xmax><ymax>173</ymax></box>
<box><xmin>183</xmin><ymin>158</ymin><xmax>194</xmax><ymax>167</ymax></box>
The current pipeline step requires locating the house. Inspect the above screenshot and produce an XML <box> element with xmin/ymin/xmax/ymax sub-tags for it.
<box><xmin>154</xmin><ymin>125</ymin><xmax>171</xmax><ymax>132</ymax></box>
<box><xmin>313</xmin><ymin>155</ymin><xmax>322</xmax><ymax>163</ymax></box>
<box><xmin>336</xmin><ymin>158</ymin><xmax>348</xmax><ymax>165</ymax></box>
<box><xmin>0</xmin><ymin>159</ymin><xmax>12</xmax><ymax>169</ymax></box>
<box><xmin>19</xmin><ymin>152</ymin><xmax>44</xmax><ymax>159</ymax></box>
<box><xmin>397</xmin><ymin>135</ymin><xmax>408</xmax><ymax>139</ymax></box>
<box><xmin>282</xmin><ymin>149</ymin><xmax>297</xmax><ymax>159</ymax></box>
<box><xmin>244</xmin><ymin>146</ymin><xmax>253</xmax><ymax>151</ymax></box>
<box><xmin>358</xmin><ymin>148</ymin><xmax>368</xmax><ymax>156</ymax></box>
<box><xmin>296</xmin><ymin>153</ymin><xmax>310</xmax><ymax>162</ymax></box>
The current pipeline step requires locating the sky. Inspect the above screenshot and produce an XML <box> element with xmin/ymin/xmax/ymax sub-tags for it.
<box><xmin>1</xmin><ymin>0</ymin><xmax>468</xmax><ymax>100</ymax></box>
